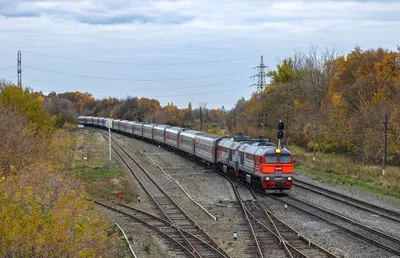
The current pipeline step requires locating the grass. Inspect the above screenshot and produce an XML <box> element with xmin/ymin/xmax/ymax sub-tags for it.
<box><xmin>74</xmin><ymin>166</ymin><xmax>120</xmax><ymax>180</ymax></box>
<box><xmin>70</xmin><ymin>129</ymin><xmax>137</xmax><ymax>203</ymax></box>
<box><xmin>290</xmin><ymin>145</ymin><xmax>400</xmax><ymax>200</ymax></box>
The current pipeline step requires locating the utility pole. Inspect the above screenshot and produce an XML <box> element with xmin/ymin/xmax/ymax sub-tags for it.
<box><xmin>17</xmin><ymin>50</ymin><xmax>22</xmax><ymax>88</ymax></box>
<box><xmin>250</xmin><ymin>55</ymin><xmax>267</xmax><ymax>91</ymax></box>
<box><xmin>106</xmin><ymin>119</ymin><xmax>112</xmax><ymax>169</ymax></box>
<box><xmin>382</xmin><ymin>114</ymin><xmax>388</xmax><ymax>176</ymax></box>
<box><xmin>312</xmin><ymin>117</ymin><xmax>318</xmax><ymax>162</ymax></box>
<box><xmin>200</xmin><ymin>107</ymin><xmax>203</xmax><ymax>131</ymax></box>
<box><xmin>262</xmin><ymin>113</ymin><xmax>265</xmax><ymax>137</ymax></box>
<box><xmin>285</xmin><ymin>111</ymin><xmax>289</xmax><ymax>147</ymax></box>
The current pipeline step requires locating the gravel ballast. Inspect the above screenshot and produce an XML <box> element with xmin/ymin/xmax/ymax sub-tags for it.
<box><xmin>100</xmin><ymin>130</ymin><xmax>400</xmax><ymax>258</ymax></box>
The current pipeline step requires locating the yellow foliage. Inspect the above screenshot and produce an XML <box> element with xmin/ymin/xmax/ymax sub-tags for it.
<box><xmin>0</xmin><ymin>85</ymin><xmax>112</xmax><ymax>256</ymax></box>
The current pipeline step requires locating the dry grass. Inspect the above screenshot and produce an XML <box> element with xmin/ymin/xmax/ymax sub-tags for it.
<box><xmin>71</xmin><ymin>129</ymin><xmax>137</xmax><ymax>203</ymax></box>
<box><xmin>290</xmin><ymin>145</ymin><xmax>400</xmax><ymax>199</ymax></box>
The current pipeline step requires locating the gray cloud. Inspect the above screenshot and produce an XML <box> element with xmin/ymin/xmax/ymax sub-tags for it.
<box><xmin>1</xmin><ymin>0</ymin><xmax>400</xmax><ymax>108</ymax></box>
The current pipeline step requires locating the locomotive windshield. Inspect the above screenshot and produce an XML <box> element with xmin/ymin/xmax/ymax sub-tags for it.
<box><xmin>265</xmin><ymin>154</ymin><xmax>292</xmax><ymax>163</ymax></box>
<box><xmin>279</xmin><ymin>154</ymin><xmax>292</xmax><ymax>163</ymax></box>
<box><xmin>265</xmin><ymin>155</ymin><xmax>278</xmax><ymax>163</ymax></box>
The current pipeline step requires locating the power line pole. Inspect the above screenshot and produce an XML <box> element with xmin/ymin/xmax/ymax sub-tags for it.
<box><xmin>312</xmin><ymin>116</ymin><xmax>318</xmax><ymax>162</ymax></box>
<box><xmin>17</xmin><ymin>50</ymin><xmax>22</xmax><ymax>88</ymax></box>
<box><xmin>285</xmin><ymin>111</ymin><xmax>289</xmax><ymax>147</ymax></box>
<box><xmin>250</xmin><ymin>55</ymin><xmax>267</xmax><ymax>91</ymax></box>
<box><xmin>262</xmin><ymin>113</ymin><xmax>265</xmax><ymax>137</ymax></box>
<box><xmin>382</xmin><ymin>114</ymin><xmax>388</xmax><ymax>176</ymax></box>
<box><xmin>199</xmin><ymin>107</ymin><xmax>203</xmax><ymax>131</ymax></box>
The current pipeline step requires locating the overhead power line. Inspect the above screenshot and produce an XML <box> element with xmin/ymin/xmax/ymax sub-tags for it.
<box><xmin>0</xmin><ymin>51</ymin><xmax>14</xmax><ymax>56</ymax></box>
<box><xmin>144</xmin><ymin>89</ymin><xmax>230</xmax><ymax>98</ymax></box>
<box><xmin>23</xmin><ymin>65</ymin><xmax>246</xmax><ymax>82</ymax></box>
<box><xmin>24</xmin><ymin>75</ymin><xmax>247</xmax><ymax>91</ymax></box>
<box><xmin>0</xmin><ymin>65</ymin><xmax>17</xmax><ymax>71</ymax></box>
<box><xmin>24</xmin><ymin>51</ymin><xmax>258</xmax><ymax>65</ymax></box>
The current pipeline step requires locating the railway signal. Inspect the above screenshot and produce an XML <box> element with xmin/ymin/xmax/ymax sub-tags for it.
<box><xmin>277</xmin><ymin>120</ymin><xmax>284</xmax><ymax>149</ymax></box>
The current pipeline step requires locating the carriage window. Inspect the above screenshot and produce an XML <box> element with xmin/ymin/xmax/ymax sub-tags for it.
<box><xmin>265</xmin><ymin>155</ymin><xmax>278</xmax><ymax>163</ymax></box>
<box><xmin>229</xmin><ymin>150</ymin><xmax>232</xmax><ymax>160</ymax></box>
<box><xmin>240</xmin><ymin>153</ymin><xmax>244</xmax><ymax>164</ymax></box>
<box><xmin>279</xmin><ymin>154</ymin><xmax>292</xmax><ymax>164</ymax></box>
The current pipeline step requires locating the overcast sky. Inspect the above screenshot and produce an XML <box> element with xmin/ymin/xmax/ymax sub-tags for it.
<box><xmin>0</xmin><ymin>0</ymin><xmax>399</xmax><ymax>109</ymax></box>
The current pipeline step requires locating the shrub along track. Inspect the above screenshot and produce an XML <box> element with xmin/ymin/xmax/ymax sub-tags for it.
<box><xmin>262</xmin><ymin>194</ymin><xmax>400</xmax><ymax>257</ymax></box>
<box><xmin>100</xmin><ymin>132</ymin><xmax>230</xmax><ymax>258</ymax></box>
<box><xmin>293</xmin><ymin>179</ymin><xmax>400</xmax><ymax>223</ymax></box>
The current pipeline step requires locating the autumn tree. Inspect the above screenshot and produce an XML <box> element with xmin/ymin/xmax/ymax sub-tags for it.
<box><xmin>291</xmin><ymin>45</ymin><xmax>339</xmax><ymax>160</ymax></box>
<box><xmin>0</xmin><ymin>84</ymin><xmax>113</xmax><ymax>256</ymax></box>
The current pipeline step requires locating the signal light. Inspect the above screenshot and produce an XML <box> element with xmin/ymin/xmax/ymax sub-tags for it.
<box><xmin>277</xmin><ymin>120</ymin><xmax>284</xmax><ymax>139</ymax></box>
<box><xmin>278</xmin><ymin>120</ymin><xmax>284</xmax><ymax>131</ymax></box>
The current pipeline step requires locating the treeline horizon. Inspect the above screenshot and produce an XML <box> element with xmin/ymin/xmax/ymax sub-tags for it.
<box><xmin>1</xmin><ymin>45</ymin><xmax>399</xmax><ymax>166</ymax></box>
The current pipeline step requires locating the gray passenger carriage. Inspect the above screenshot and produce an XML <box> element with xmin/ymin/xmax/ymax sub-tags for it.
<box><xmin>179</xmin><ymin>130</ymin><xmax>202</xmax><ymax>155</ymax></box>
<box><xmin>143</xmin><ymin>124</ymin><xmax>156</xmax><ymax>140</ymax></box>
<box><xmin>195</xmin><ymin>133</ymin><xmax>223</xmax><ymax>163</ymax></box>
<box><xmin>112</xmin><ymin>119</ymin><xmax>121</xmax><ymax>131</ymax></box>
<box><xmin>92</xmin><ymin>117</ymin><xmax>99</xmax><ymax>126</ymax></box>
<box><xmin>125</xmin><ymin>121</ymin><xmax>135</xmax><ymax>135</ymax></box>
<box><xmin>78</xmin><ymin>116</ymin><xmax>86</xmax><ymax>125</ymax></box>
<box><xmin>86</xmin><ymin>116</ymin><xmax>93</xmax><ymax>125</ymax></box>
<box><xmin>153</xmin><ymin>125</ymin><xmax>170</xmax><ymax>144</ymax></box>
<box><xmin>119</xmin><ymin>120</ymin><xmax>129</xmax><ymax>133</ymax></box>
<box><xmin>165</xmin><ymin>127</ymin><xmax>184</xmax><ymax>148</ymax></box>
<box><xmin>133</xmin><ymin>122</ymin><xmax>143</xmax><ymax>137</ymax></box>
<box><xmin>98</xmin><ymin>117</ymin><xmax>105</xmax><ymax>128</ymax></box>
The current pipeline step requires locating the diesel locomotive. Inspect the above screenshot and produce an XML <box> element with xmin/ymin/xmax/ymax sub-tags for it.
<box><xmin>78</xmin><ymin>116</ymin><xmax>294</xmax><ymax>193</ymax></box>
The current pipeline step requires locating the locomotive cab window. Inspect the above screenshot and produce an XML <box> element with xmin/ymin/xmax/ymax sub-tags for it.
<box><xmin>265</xmin><ymin>155</ymin><xmax>278</xmax><ymax>163</ymax></box>
<box><xmin>279</xmin><ymin>154</ymin><xmax>292</xmax><ymax>164</ymax></box>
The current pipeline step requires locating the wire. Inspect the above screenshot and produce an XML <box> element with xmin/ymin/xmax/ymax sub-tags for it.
<box><xmin>24</xmin><ymin>75</ymin><xmax>247</xmax><ymax>91</ymax></box>
<box><xmin>0</xmin><ymin>51</ymin><xmax>15</xmax><ymax>56</ymax></box>
<box><xmin>23</xmin><ymin>65</ymin><xmax>246</xmax><ymax>82</ymax></box>
<box><xmin>4</xmin><ymin>75</ymin><xmax>16</xmax><ymax>80</ymax></box>
<box><xmin>135</xmin><ymin>89</ymin><xmax>232</xmax><ymax>98</ymax></box>
<box><xmin>0</xmin><ymin>65</ymin><xmax>16</xmax><ymax>71</ymax></box>
<box><xmin>24</xmin><ymin>51</ymin><xmax>258</xmax><ymax>65</ymax></box>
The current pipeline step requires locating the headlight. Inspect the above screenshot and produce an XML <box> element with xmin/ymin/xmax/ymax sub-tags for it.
<box><xmin>266</xmin><ymin>177</ymin><xmax>270</xmax><ymax>180</ymax></box>
<box><xmin>288</xmin><ymin>177</ymin><xmax>292</xmax><ymax>181</ymax></box>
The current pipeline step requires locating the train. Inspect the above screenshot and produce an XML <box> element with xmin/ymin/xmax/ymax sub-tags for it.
<box><xmin>78</xmin><ymin>116</ymin><xmax>294</xmax><ymax>193</ymax></box>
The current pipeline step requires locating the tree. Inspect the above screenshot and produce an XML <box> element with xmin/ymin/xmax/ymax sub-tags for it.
<box><xmin>291</xmin><ymin>45</ymin><xmax>339</xmax><ymax>161</ymax></box>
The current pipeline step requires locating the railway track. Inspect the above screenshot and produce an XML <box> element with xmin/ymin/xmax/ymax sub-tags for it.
<box><xmin>226</xmin><ymin>177</ymin><xmax>336</xmax><ymax>258</ymax></box>
<box><xmin>95</xmin><ymin>200</ymin><xmax>196</xmax><ymax>257</ymax></box>
<box><xmin>293</xmin><ymin>179</ymin><xmax>400</xmax><ymax>223</ymax></box>
<box><xmin>266</xmin><ymin>194</ymin><xmax>400</xmax><ymax>256</ymax></box>
<box><xmin>102</xmin><ymin>129</ymin><xmax>338</xmax><ymax>257</ymax></box>
<box><xmin>103</xmin><ymin>133</ymin><xmax>230</xmax><ymax>258</ymax></box>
